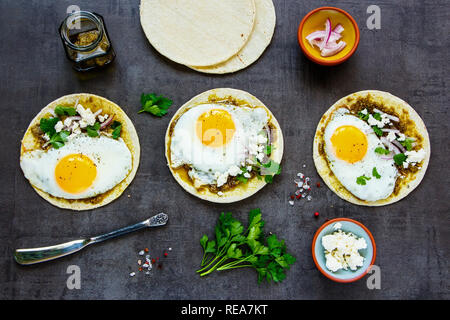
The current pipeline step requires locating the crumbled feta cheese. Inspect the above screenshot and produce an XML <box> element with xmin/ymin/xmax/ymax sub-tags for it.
<box><xmin>42</xmin><ymin>133</ymin><xmax>50</xmax><ymax>141</ymax></box>
<box><xmin>246</xmin><ymin>166</ymin><xmax>252</xmax><ymax>172</ymax></box>
<box><xmin>257</xmin><ymin>135</ymin><xmax>268</xmax><ymax>144</ymax></box>
<box><xmin>396</xmin><ymin>132</ymin><xmax>406</xmax><ymax>141</ymax></box>
<box><xmin>215</xmin><ymin>172</ymin><xmax>229</xmax><ymax>187</ymax></box>
<box><xmin>98</xmin><ymin>115</ymin><xmax>105</xmax><ymax>122</ymax></box>
<box><xmin>54</xmin><ymin>121</ymin><xmax>64</xmax><ymax>133</ymax></box>
<box><xmin>404</xmin><ymin>149</ymin><xmax>426</xmax><ymax>167</ymax></box>
<box><xmin>217</xmin><ymin>191</ymin><xmax>224</xmax><ymax>196</ymax></box>
<box><xmin>333</xmin><ymin>222</ymin><xmax>342</xmax><ymax>230</ymax></box>
<box><xmin>228</xmin><ymin>165</ymin><xmax>242</xmax><ymax>177</ymax></box>
<box><xmin>63</xmin><ymin>117</ymin><xmax>72</xmax><ymax>128</ymax></box>
<box><xmin>256</xmin><ymin>152</ymin><xmax>265</xmax><ymax>162</ymax></box>
<box><xmin>360</xmin><ymin>108</ymin><xmax>368</xmax><ymax>115</ymax></box>
<box><xmin>321</xmin><ymin>228</ymin><xmax>367</xmax><ymax>272</ymax></box>
<box><xmin>386</xmin><ymin>131</ymin><xmax>397</xmax><ymax>142</ymax></box>
<box><xmin>243</xmin><ymin>172</ymin><xmax>251</xmax><ymax>178</ymax></box>
<box><xmin>76</xmin><ymin>104</ymin><xmax>96</xmax><ymax>126</ymax></box>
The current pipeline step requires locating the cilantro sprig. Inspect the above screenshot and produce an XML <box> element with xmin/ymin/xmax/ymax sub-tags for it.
<box><xmin>138</xmin><ymin>93</ymin><xmax>173</xmax><ymax>117</ymax></box>
<box><xmin>372</xmin><ymin>167</ymin><xmax>381</xmax><ymax>179</ymax></box>
<box><xmin>394</xmin><ymin>153</ymin><xmax>407</xmax><ymax>166</ymax></box>
<box><xmin>197</xmin><ymin>209</ymin><xmax>296</xmax><ymax>284</ymax></box>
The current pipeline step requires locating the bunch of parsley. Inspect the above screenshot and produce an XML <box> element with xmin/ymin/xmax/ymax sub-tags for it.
<box><xmin>197</xmin><ymin>209</ymin><xmax>296</xmax><ymax>283</ymax></box>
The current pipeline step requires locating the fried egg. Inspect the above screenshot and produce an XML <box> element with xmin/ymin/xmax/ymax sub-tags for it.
<box><xmin>20</xmin><ymin>134</ymin><xmax>132</xmax><ymax>199</ymax></box>
<box><xmin>323</xmin><ymin>110</ymin><xmax>398</xmax><ymax>201</ymax></box>
<box><xmin>170</xmin><ymin>103</ymin><xmax>268</xmax><ymax>185</ymax></box>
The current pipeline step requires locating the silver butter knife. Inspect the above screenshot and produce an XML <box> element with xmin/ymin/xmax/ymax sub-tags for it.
<box><xmin>14</xmin><ymin>213</ymin><xmax>168</xmax><ymax>265</ymax></box>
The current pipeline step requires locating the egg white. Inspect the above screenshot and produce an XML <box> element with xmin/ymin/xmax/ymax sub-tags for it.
<box><xmin>324</xmin><ymin>112</ymin><xmax>398</xmax><ymax>201</ymax></box>
<box><xmin>170</xmin><ymin>103</ymin><xmax>268</xmax><ymax>185</ymax></box>
<box><xmin>20</xmin><ymin>134</ymin><xmax>132</xmax><ymax>199</ymax></box>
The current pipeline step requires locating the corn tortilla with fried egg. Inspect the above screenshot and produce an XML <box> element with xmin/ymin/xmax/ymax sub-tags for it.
<box><xmin>313</xmin><ymin>90</ymin><xmax>430</xmax><ymax>206</ymax></box>
<box><xmin>165</xmin><ymin>88</ymin><xmax>283</xmax><ymax>203</ymax></box>
<box><xmin>20</xmin><ymin>93</ymin><xmax>140</xmax><ymax>211</ymax></box>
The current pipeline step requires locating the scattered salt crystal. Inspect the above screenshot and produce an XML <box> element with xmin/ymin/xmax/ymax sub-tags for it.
<box><xmin>168</xmin><ymin>248</ymin><xmax>172</xmax><ymax>251</ymax></box>
<box><xmin>129</xmin><ymin>272</ymin><xmax>136</xmax><ymax>277</ymax></box>
<box><xmin>307</xmin><ymin>195</ymin><xmax>312</xmax><ymax>201</ymax></box>
<box><xmin>143</xmin><ymin>263</ymin><xmax>149</xmax><ymax>268</ymax></box>
<box><xmin>138</xmin><ymin>250</ymin><xmax>144</xmax><ymax>256</ymax></box>
<box><xmin>297</xmin><ymin>173</ymin><xmax>304</xmax><ymax>178</ymax></box>
<box><xmin>289</xmin><ymin>200</ymin><xmax>294</xmax><ymax>206</ymax></box>
<box><xmin>302</xmin><ymin>164</ymin><xmax>306</xmax><ymax>168</ymax></box>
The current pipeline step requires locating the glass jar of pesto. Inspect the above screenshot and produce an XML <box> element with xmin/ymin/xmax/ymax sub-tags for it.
<box><xmin>59</xmin><ymin>11</ymin><xmax>115</xmax><ymax>71</ymax></box>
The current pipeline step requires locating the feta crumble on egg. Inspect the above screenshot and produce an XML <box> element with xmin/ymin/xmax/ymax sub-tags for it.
<box><xmin>321</xmin><ymin>223</ymin><xmax>367</xmax><ymax>272</ymax></box>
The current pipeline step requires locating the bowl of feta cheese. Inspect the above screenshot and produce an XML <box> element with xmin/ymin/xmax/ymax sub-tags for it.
<box><xmin>312</xmin><ymin>218</ymin><xmax>376</xmax><ymax>283</ymax></box>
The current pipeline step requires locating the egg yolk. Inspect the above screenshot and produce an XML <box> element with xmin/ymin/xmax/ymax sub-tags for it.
<box><xmin>330</xmin><ymin>125</ymin><xmax>368</xmax><ymax>163</ymax></box>
<box><xmin>195</xmin><ymin>109</ymin><xmax>236</xmax><ymax>147</ymax></box>
<box><xmin>55</xmin><ymin>154</ymin><xmax>97</xmax><ymax>194</ymax></box>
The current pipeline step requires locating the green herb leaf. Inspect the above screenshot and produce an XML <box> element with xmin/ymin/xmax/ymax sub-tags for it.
<box><xmin>110</xmin><ymin>121</ymin><xmax>122</xmax><ymax>139</ymax></box>
<box><xmin>357</xmin><ymin>110</ymin><xmax>369</xmax><ymax>121</ymax></box>
<box><xmin>356</xmin><ymin>175</ymin><xmax>371</xmax><ymax>185</ymax></box>
<box><xmin>394</xmin><ymin>153</ymin><xmax>407</xmax><ymax>166</ymax></box>
<box><xmin>375</xmin><ymin>146</ymin><xmax>390</xmax><ymax>155</ymax></box>
<box><xmin>372</xmin><ymin>167</ymin><xmax>381</xmax><ymax>179</ymax></box>
<box><xmin>265</xmin><ymin>145</ymin><xmax>272</xmax><ymax>155</ymax></box>
<box><xmin>372</xmin><ymin>126</ymin><xmax>383</xmax><ymax>136</ymax></box>
<box><xmin>372</xmin><ymin>112</ymin><xmax>382</xmax><ymax>121</ymax></box>
<box><xmin>54</xmin><ymin>105</ymin><xmax>77</xmax><ymax>116</ymax></box>
<box><xmin>49</xmin><ymin>130</ymin><xmax>70</xmax><ymax>149</ymax></box>
<box><xmin>86</xmin><ymin>122</ymin><xmax>100</xmax><ymax>137</ymax></box>
<box><xmin>139</xmin><ymin>93</ymin><xmax>173</xmax><ymax>117</ymax></box>
<box><xmin>39</xmin><ymin>117</ymin><xmax>59</xmax><ymax>136</ymax></box>
<box><xmin>400</xmin><ymin>138</ymin><xmax>413</xmax><ymax>151</ymax></box>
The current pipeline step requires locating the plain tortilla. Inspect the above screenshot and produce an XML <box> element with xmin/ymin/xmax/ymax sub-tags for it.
<box><xmin>189</xmin><ymin>0</ymin><xmax>276</xmax><ymax>74</ymax></box>
<box><xmin>20</xmin><ymin>93</ymin><xmax>140</xmax><ymax>211</ymax></box>
<box><xmin>313</xmin><ymin>90</ymin><xmax>430</xmax><ymax>206</ymax></box>
<box><xmin>140</xmin><ymin>0</ymin><xmax>256</xmax><ymax>67</ymax></box>
<box><xmin>165</xmin><ymin>88</ymin><xmax>284</xmax><ymax>203</ymax></box>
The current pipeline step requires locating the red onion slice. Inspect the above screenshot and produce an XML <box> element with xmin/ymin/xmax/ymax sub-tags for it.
<box><xmin>321</xmin><ymin>41</ymin><xmax>347</xmax><ymax>57</ymax></box>
<box><xmin>333</xmin><ymin>24</ymin><xmax>344</xmax><ymax>33</ymax></box>
<box><xmin>319</xmin><ymin>18</ymin><xmax>332</xmax><ymax>50</ymax></box>
<box><xmin>373</xmin><ymin>108</ymin><xmax>400</xmax><ymax>122</ymax></box>
<box><xmin>100</xmin><ymin>114</ymin><xmax>114</xmax><ymax>129</ymax></box>
<box><xmin>381</xmin><ymin>128</ymin><xmax>400</xmax><ymax>133</ymax></box>
<box><xmin>380</xmin><ymin>137</ymin><xmax>401</xmax><ymax>154</ymax></box>
<box><xmin>391</xmin><ymin>139</ymin><xmax>406</xmax><ymax>153</ymax></box>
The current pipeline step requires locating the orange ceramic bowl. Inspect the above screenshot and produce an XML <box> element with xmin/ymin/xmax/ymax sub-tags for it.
<box><xmin>298</xmin><ymin>7</ymin><xmax>360</xmax><ymax>66</ymax></box>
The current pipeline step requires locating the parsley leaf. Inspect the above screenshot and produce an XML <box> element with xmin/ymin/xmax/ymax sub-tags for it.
<box><xmin>357</xmin><ymin>110</ymin><xmax>369</xmax><ymax>121</ymax></box>
<box><xmin>54</xmin><ymin>105</ymin><xmax>77</xmax><ymax>116</ymax></box>
<box><xmin>375</xmin><ymin>146</ymin><xmax>390</xmax><ymax>155</ymax></box>
<box><xmin>110</xmin><ymin>121</ymin><xmax>122</xmax><ymax>139</ymax></box>
<box><xmin>197</xmin><ymin>209</ymin><xmax>296</xmax><ymax>284</ymax></box>
<box><xmin>372</xmin><ymin>112</ymin><xmax>382</xmax><ymax>121</ymax></box>
<box><xmin>86</xmin><ymin>122</ymin><xmax>100</xmax><ymax>137</ymax></box>
<box><xmin>40</xmin><ymin>117</ymin><xmax>59</xmax><ymax>136</ymax></box>
<box><xmin>356</xmin><ymin>175</ymin><xmax>371</xmax><ymax>185</ymax></box>
<box><xmin>138</xmin><ymin>93</ymin><xmax>173</xmax><ymax>117</ymax></box>
<box><xmin>372</xmin><ymin>167</ymin><xmax>381</xmax><ymax>179</ymax></box>
<box><xmin>264</xmin><ymin>145</ymin><xmax>272</xmax><ymax>155</ymax></box>
<box><xmin>394</xmin><ymin>153</ymin><xmax>407</xmax><ymax>166</ymax></box>
<box><xmin>372</xmin><ymin>125</ymin><xmax>383</xmax><ymax>136</ymax></box>
<box><xmin>400</xmin><ymin>138</ymin><xmax>413</xmax><ymax>151</ymax></box>
<box><xmin>49</xmin><ymin>130</ymin><xmax>70</xmax><ymax>149</ymax></box>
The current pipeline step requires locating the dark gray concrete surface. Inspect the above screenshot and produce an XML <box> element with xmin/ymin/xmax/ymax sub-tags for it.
<box><xmin>0</xmin><ymin>0</ymin><xmax>448</xmax><ymax>300</ymax></box>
